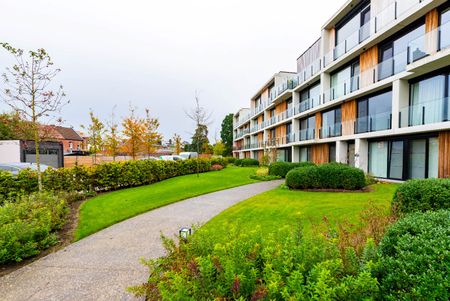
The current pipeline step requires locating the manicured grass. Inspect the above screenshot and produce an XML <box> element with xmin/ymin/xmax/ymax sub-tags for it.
<box><xmin>75</xmin><ymin>166</ymin><xmax>258</xmax><ymax>240</ymax></box>
<box><xmin>201</xmin><ymin>183</ymin><xmax>399</xmax><ymax>239</ymax></box>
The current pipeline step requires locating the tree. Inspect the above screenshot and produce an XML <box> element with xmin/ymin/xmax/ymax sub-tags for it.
<box><xmin>1</xmin><ymin>43</ymin><xmax>68</xmax><ymax>191</ymax></box>
<box><xmin>143</xmin><ymin>108</ymin><xmax>162</xmax><ymax>157</ymax></box>
<box><xmin>185</xmin><ymin>92</ymin><xmax>212</xmax><ymax>154</ymax></box>
<box><xmin>104</xmin><ymin>106</ymin><xmax>120</xmax><ymax>161</ymax></box>
<box><xmin>122</xmin><ymin>105</ymin><xmax>145</xmax><ymax>160</ymax></box>
<box><xmin>82</xmin><ymin>109</ymin><xmax>105</xmax><ymax>164</ymax></box>
<box><xmin>220</xmin><ymin>113</ymin><xmax>233</xmax><ymax>156</ymax></box>
<box><xmin>213</xmin><ymin>140</ymin><xmax>226</xmax><ymax>156</ymax></box>
<box><xmin>0</xmin><ymin>112</ymin><xmax>34</xmax><ymax>140</ymax></box>
<box><xmin>173</xmin><ymin>134</ymin><xmax>182</xmax><ymax>155</ymax></box>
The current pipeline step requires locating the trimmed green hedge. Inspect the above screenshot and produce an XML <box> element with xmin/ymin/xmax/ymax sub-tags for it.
<box><xmin>0</xmin><ymin>159</ymin><xmax>213</xmax><ymax>203</ymax></box>
<box><xmin>0</xmin><ymin>192</ymin><xmax>68</xmax><ymax>263</ymax></box>
<box><xmin>391</xmin><ymin>178</ymin><xmax>450</xmax><ymax>215</ymax></box>
<box><xmin>286</xmin><ymin>163</ymin><xmax>366</xmax><ymax>190</ymax></box>
<box><xmin>268</xmin><ymin>162</ymin><xmax>315</xmax><ymax>178</ymax></box>
<box><xmin>210</xmin><ymin>157</ymin><xmax>228</xmax><ymax>168</ymax></box>
<box><xmin>234</xmin><ymin>158</ymin><xmax>259</xmax><ymax>167</ymax></box>
<box><xmin>378</xmin><ymin>209</ymin><xmax>450</xmax><ymax>300</ymax></box>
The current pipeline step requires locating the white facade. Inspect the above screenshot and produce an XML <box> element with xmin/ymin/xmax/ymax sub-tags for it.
<box><xmin>0</xmin><ymin>140</ymin><xmax>21</xmax><ymax>163</ymax></box>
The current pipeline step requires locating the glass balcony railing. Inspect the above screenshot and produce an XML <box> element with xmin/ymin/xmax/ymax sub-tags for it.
<box><xmin>400</xmin><ymin>97</ymin><xmax>450</xmax><ymax>127</ymax></box>
<box><xmin>299</xmin><ymin>128</ymin><xmax>315</xmax><ymax>141</ymax></box>
<box><xmin>324</xmin><ymin>0</ymin><xmax>425</xmax><ymax>67</ymax></box>
<box><xmin>319</xmin><ymin>123</ymin><xmax>342</xmax><ymax>138</ymax></box>
<box><xmin>355</xmin><ymin>111</ymin><xmax>392</xmax><ymax>134</ymax></box>
<box><xmin>297</xmin><ymin>96</ymin><xmax>321</xmax><ymax>114</ymax></box>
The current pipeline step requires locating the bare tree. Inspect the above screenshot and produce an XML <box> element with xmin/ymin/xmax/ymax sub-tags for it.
<box><xmin>104</xmin><ymin>105</ymin><xmax>120</xmax><ymax>161</ymax></box>
<box><xmin>1</xmin><ymin>43</ymin><xmax>68</xmax><ymax>191</ymax></box>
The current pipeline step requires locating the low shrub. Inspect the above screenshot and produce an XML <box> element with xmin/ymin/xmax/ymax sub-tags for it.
<box><xmin>249</xmin><ymin>167</ymin><xmax>281</xmax><ymax>181</ymax></box>
<box><xmin>210</xmin><ymin>164</ymin><xmax>223</xmax><ymax>171</ymax></box>
<box><xmin>0</xmin><ymin>192</ymin><xmax>68</xmax><ymax>264</ymax></box>
<box><xmin>235</xmin><ymin>158</ymin><xmax>259</xmax><ymax>167</ymax></box>
<box><xmin>285</xmin><ymin>163</ymin><xmax>366</xmax><ymax>190</ymax></box>
<box><xmin>377</xmin><ymin>209</ymin><xmax>450</xmax><ymax>300</ymax></box>
<box><xmin>391</xmin><ymin>178</ymin><xmax>450</xmax><ymax>215</ymax></box>
<box><xmin>129</xmin><ymin>225</ymin><xmax>379</xmax><ymax>300</ymax></box>
<box><xmin>268</xmin><ymin>161</ymin><xmax>315</xmax><ymax>178</ymax></box>
<box><xmin>210</xmin><ymin>157</ymin><xmax>228</xmax><ymax>168</ymax></box>
<box><xmin>224</xmin><ymin>156</ymin><xmax>236</xmax><ymax>164</ymax></box>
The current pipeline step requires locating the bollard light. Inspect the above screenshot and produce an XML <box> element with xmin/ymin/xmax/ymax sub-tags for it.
<box><xmin>179</xmin><ymin>227</ymin><xmax>192</xmax><ymax>240</ymax></box>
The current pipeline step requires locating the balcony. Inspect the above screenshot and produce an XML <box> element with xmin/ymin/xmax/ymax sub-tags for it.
<box><xmin>355</xmin><ymin>112</ymin><xmax>392</xmax><ymax>134</ymax></box>
<box><xmin>319</xmin><ymin>123</ymin><xmax>342</xmax><ymax>138</ymax></box>
<box><xmin>324</xmin><ymin>0</ymin><xmax>428</xmax><ymax>68</ymax></box>
<box><xmin>400</xmin><ymin>97</ymin><xmax>449</xmax><ymax>127</ymax></box>
<box><xmin>296</xmin><ymin>96</ymin><xmax>321</xmax><ymax>114</ymax></box>
<box><xmin>299</xmin><ymin>128</ymin><xmax>315</xmax><ymax>141</ymax></box>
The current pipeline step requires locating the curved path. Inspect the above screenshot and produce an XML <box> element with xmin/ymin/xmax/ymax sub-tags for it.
<box><xmin>0</xmin><ymin>180</ymin><xmax>282</xmax><ymax>301</ymax></box>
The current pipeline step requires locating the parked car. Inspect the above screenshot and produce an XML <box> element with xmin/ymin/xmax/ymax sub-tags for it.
<box><xmin>159</xmin><ymin>155</ymin><xmax>183</xmax><ymax>161</ymax></box>
<box><xmin>179</xmin><ymin>152</ymin><xmax>198</xmax><ymax>159</ymax></box>
<box><xmin>0</xmin><ymin>162</ymin><xmax>54</xmax><ymax>175</ymax></box>
<box><xmin>139</xmin><ymin>157</ymin><xmax>158</xmax><ymax>161</ymax></box>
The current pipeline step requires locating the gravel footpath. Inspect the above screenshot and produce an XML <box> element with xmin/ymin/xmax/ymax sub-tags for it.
<box><xmin>0</xmin><ymin>180</ymin><xmax>282</xmax><ymax>301</ymax></box>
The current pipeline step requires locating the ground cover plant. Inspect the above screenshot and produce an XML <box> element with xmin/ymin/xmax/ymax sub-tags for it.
<box><xmin>0</xmin><ymin>192</ymin><xmax>68</xmax><ymax>264</ymax></box>
<box><xmin>75</xmin><ymin>166</ymin><xmax>259</xmax><ymax>239</ymax></box>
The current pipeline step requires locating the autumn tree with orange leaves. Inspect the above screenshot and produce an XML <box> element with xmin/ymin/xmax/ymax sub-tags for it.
<box><xmin>143</xmin><ymin>108</ymin><xmax>162</xmax><ymax>158</ymax></box>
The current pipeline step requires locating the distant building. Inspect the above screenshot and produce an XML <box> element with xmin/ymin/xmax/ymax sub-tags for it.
<box><xmin>45</xmin><ymin>126</ymin><xmax>84</xmax><ymax>154</ymax></box>
<box><xmin>0</xmin><ymin>140</ymin><xmax>64</xmax><ymax>168</ymax></box>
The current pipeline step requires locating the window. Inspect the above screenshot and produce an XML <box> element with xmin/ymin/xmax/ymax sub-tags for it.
<box><xmin>440</xmin><ymin>7</ymin><xmax>450</xmax><ymax>50</ymax></box>
<box><xmin>299</xmin><ymin>146</ymin><xmax>311</xmax><ymax>162</ymax></box>
<box><xmin>300</xmin><ymin>115</ymin><xmax>316</xmax><ymax>141</ymax></box>
<box><xmin>378</xmin><ymin>22</ymin><xmax>426</xmax><ymax>80</ymax></box>
<box><xmin>321</xmin><ymin>107</ymin><xmax>342</xmax><ymax>138</ymax></box>
<box><xmin>329</xmin><ymin>143</ymin><xmax>336</xmax><ymax>162</ymax></box>
<box><xmin>356</xmin><ymin>90</ymin><xmax>392</xmax><ymax>133</ymax></box>
<box><xmin>369</xmin><ymin>136</ymin><xmax>439</xmax><ymax>180</ymax></box>
<box><xmin>299</xmin><ymin>82</ymin><xmax>320</xmax><ymax>112</ymax></box>
<box><xmin>409</xmin><ymin>74</ymin><xmax>447</xmax><ymax>126</ymax></box>
<box><xmin>330</xmin><ymin>61</ymin><xmax>359</xmax><ymax>100</ymax></box>
<box><xmin>286</xmin><ymin>123</ymin><xmax>292</xmax><ymax>143</ymax></box>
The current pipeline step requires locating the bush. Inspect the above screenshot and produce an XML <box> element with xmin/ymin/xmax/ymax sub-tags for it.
<box><xmin>235</xmin><ymin>158</ymin><xmax>259</xmax><ymax>167</ymax></box>
<box><xmin>268</xmin><ymin>161</ymin><xmax>315</xmax><ymax>178</ymax></box>
<box><xmin>391</xmin><ymin>178</ymin><xmax>450</xmax><ymax>215</ymax></box>
<box><xmin>210</xmin><ymin>164</ymin><xmax>223</xmax><ymax>171</ymax></box>
<box><xmin>0</xmin><ymin>192</ymin><xmax>68</xmax><ymax>264</ymax></box>
<box><xmin>129</xmin><ymin>225</ymin><xmax>379</xmax><ymax>300</ymax></box>
<box><xmin>224</xmin><ymin>156</ymin><xmax>236</xmax><ymax>164</ymax></box>
<box><xmin>0</xmin><ymin>158</ymin><xmax>216</xmax><ymax>201</ymax></box>
<box><xmin>210</xmin><ymin>157</ymin><xmax>228</xmax><ymax>168</ymax></box>
<box><xmin>285</xmin><ymin>163</ymin><xmax>366</xmax><ymax>190</ymax></box>
<box><xmin>377</xmin><ymin>210</ymin><xmax>450</xmax><ymax>300</ymax></box>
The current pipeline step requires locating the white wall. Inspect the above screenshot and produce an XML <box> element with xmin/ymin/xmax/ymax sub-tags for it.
<box><xmin>0</xmin><ymin>140</ymin><xmax>21</xmax><ymax>163</ymax></box>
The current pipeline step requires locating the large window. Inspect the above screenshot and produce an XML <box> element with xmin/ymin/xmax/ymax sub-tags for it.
<box><xmin>368</xmin><ymin>136</ymin><xmax>439</xmax><ymax>180</ymax></box>
<box><xmin>440</xmin><ymin>7</ymin><xmax>450</xmax><ymax>50</ymax></box>
<box><xmin>378</xmin><ymin>22</ymin><xmax>426</xmax><ymax>80</ymax></box>
<box><xmin>356</xmin><ymin>90</ymin><xmax>392</xmax><ymax>133</ymax></box>
<box><xmin>321</xmin><ymin>107</ymin><xmax>342</xmax><ymax>138</ymax></box>
<box><xmin>299</xmin><ymin>115</ymin><xmax>316</xmax><ymax>141</ymax></box>
<box><xmin>409</xmin><ymin>74</ymin><xmax>448</xmax><ymax>126</ymax></box>
<box><xmin>299</xmin><ymin>82</ymin><xmax>321</xmax><ymax>112</ymax></box>
<box><xmin>334</xmin><ymin>1</ymin><xmax>371</xmax><ymax>59</ymax></box>
<box><xmin>299</xmin><ymin>146</ymin><xmax>311</xmax><ymax>162</ymax></box>
<box><xmin>330</xmin><ymin>61</ymin><xmax>359</xmax><ymax>100</ymax></box>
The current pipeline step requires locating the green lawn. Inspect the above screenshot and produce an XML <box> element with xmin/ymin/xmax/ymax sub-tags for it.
<box><xmin>75</xmin><ymin>166</ymin><xmax>258</xmax><ymax>240</ymax></box>
<box><xmin>201</xmin><ymin>183</ymin><xmax>399</xmax><ymax>240</ymax></box>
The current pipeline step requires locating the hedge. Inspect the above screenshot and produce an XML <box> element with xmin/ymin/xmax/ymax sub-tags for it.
<box><xmin>0</xmin><ymin>192</ymin><xmax>68</xmax><ymax>263</ymax></box>
<box><xmin>377</xmin><ymin>209</ymin><xmax>450</xmax><ymax>300</ymax></box>
<box><xmin>0</xmin><ymin>158</ymin><xmax>213</xmax><ymax>203</ymax></box>
<box><xmin>391</xmin><ymin>178</ymin><xmax>450</xmax><ymax>215</ymax></box>
<box><xmin>234</xmin><ymin>158</ymin><xmax>259</xmax><ymax>167</ymax></box>
<box><xmin>268</xmin><ymin>161</ymin><xmax>315</xmax><ymax>178</ymax></box>
<box><xmin>286</xmin><ymin>163</ymin><xmax>366</xmax><ymax>190</ymax></box>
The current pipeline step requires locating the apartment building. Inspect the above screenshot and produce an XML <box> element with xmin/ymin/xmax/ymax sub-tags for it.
<box><xmin>233</xmin><ymin>0</ymin><xmax>450</xmax><ymax>181</ymax></box>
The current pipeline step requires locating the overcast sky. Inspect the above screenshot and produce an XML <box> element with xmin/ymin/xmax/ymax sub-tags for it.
<box><xmin>0</xmin><ymin>0</ymin><xmax>343</xmax><ymax>142</ymax></box>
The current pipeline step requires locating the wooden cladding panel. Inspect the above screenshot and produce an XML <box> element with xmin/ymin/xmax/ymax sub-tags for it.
<box><xmin>275</xmin><ymin>101</ymin><xmax>287</xmax><ymax>115</ymax></box>
<box><xmin>315</xmin><ymin>112</ymin><xmax>322</xmax><ymax>139</ymax></box>
<box><xmin>311</xmin><ymin>144</ymin><xmax>329</xmax><ymax>165</ymax></box>
<box><xmin>360</xmin><ymin>45</ymin><xmax>378</xmax><ymax>88</ymax></box>
<box><xmin>257</xmin><ymin>132</ymin><xmax>263</xmax><ymax>142</ymax></box>
<box><xmin>342</xmin><ymin>100</ymin><xmax>356</xmax><ymax>136</ymax></box>
<box><xmin>438</xmin><ymin>131</ymin><xmax>450</xmax><ymax>178</ymax></box>
<box><xmin>425</xmin><ymin>9</ymin><xmax>439</xmax><ymax>54</ymax></box>
<box><xmin>425</xmin><ymin>9</ymin><xmax>439</xmax><ymax>32</ymax></box>
<box><xmin>275</xmin><ymin>125</ymin><xmax>286</xmax><ymax>139</ymax></box>
<box><xmin>258</xmin><ymin>114</ymin><xmax>263</xmax><ymax>124</ymax></box>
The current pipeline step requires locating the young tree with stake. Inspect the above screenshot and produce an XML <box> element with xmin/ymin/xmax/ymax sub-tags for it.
<box><xmin>0</xmin><ymin>43</ymin><xmax>68</xmax><ymax>191</ymax></box>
